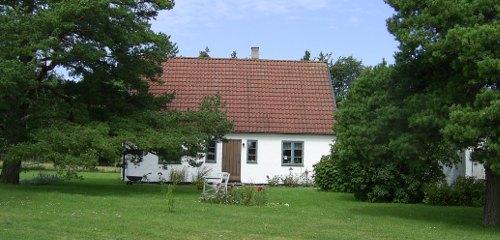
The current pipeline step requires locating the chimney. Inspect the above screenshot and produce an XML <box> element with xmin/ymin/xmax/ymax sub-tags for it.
<box><xmin>251</xmin><ymin>47</ymin><xmax>259</xmax><ymax>59</ymax></box>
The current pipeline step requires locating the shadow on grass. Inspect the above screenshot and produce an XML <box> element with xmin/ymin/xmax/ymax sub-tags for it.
<box><xmin>2</xmin><ymin>179</ymin><xmax>200</xmax><ymax>198</ymax></box>
<box><xmin>348</xmin><ymin>202</ymin><xmax>494</xmax><ymax>229</ymax></box>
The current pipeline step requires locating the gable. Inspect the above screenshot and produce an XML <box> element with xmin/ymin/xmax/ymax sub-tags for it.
<box><xmin>150</xmin><ymin>58</ymin><xmax>336</xmax><ymax>135</ymax></box>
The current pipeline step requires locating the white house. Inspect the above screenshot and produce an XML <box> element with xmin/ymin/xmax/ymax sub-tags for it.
<box><xmin>443</xmin><ymin>149</ymin><xmax>486</xmax><ymax>185</ymax></box>
<box><xmin>122</xmin><ymin>48</ymin><xmax>336</xmax><ymax>184</ymax></box>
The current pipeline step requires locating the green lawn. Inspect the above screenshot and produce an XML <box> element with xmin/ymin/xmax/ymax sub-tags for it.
<box><xmin>0</xmin><ymin>172</ymin><xmax>498</xmax><ymax>240</ymax></box>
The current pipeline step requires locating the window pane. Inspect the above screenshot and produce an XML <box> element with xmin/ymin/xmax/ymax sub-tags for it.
<box><xmin>294</xmin><ymin>149</ymin><xmax>302</xmax><ymax>157</ymax></box>
<box><xmin>283</xmin><ymin>142</ymin><xmax>291</xmax><ymax>150</ymax></box>
<box><xmin>206</xmin><ymin>140</ymin><xmax>216</xmax><ymax>163</ymax></box>
<box><xmin>247</xmin><ymin>140</ymin><xmax>258</xmax><ymax>163</ymax></box>
<box><xmin>283</xmin><ymin>149</ymin><xmax>291</xmax><ymax>164</ymax></box>
<box><xmin>294</xmin><ymin>143</ymin><xmax>303</xmax><ymax>150</ymax></box>
<box><xmin>294</xmin><ymin>156</ymin><xmax>302</xmax><ymax>164</ymax></box>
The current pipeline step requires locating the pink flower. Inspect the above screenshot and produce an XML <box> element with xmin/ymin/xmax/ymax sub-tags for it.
<box><xmin>257</xmin><ymin>186</ymin><xmax>263</xmax><ymax>192</ymax></box>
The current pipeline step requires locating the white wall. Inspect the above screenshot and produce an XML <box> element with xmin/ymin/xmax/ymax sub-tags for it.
<box><xmin>123</xmin><ymin>133</ymin><xmax>335</xmax><ymax>184</ymax></box>
<box><xmin>227</xmin><ymin>133</ymin><xmax>334</xmax><ymax>184</ymax></box>
<box><xmin>443</xmin><ymin>149</ymin><xmax>485</xmax><ymax>185</ymax></box>
<box><xmin>464</xmin><ymin>148</ymin><xmax>485</xmax><ymax>179</ymax></box>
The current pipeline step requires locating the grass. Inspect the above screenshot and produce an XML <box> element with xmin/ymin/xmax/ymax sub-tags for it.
<box><xmin>0</xmin><ymin>171</ymin><xmax>498</xmax><ymax>240</ymax></box>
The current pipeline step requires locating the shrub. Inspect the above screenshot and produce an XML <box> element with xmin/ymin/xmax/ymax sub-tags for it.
<box><xmin>162</xmin><ymin>184</ymin><xmax>176</xmax><ymax>212</ymax></box>
<box><xmin>240</xmin><ymin>185</ymin><xmax>254</xmax><ymax>205</ymax></box>
<box><xmin>254</xmin><ymin>186</ymin><xmax>268</xmax><ymax>206</ymax></box>
<box><xmin>200</xmin><ymin>185</ymin><xmax>268</xmax><ymax>206</ymax></box>
<box><xmin>298</xmin><ymin>169</ymin><xmax>314</xmax><ymax>187</ymax></box>
<box><xmin>423</xmin><ymin>176</ymin><xmax>485</xmax><ymax>206</ymax></box>
<box><xmin>200</xmin><ymin>190</ymin><xmax>240</xmax><ymax>205</ymax></box>
<box><xmin>266</xmin><ymin>169</ymin><xmax>314</xmax><ymax>187</ymax></box>
<box><xmin>313</xmin><ymin>155</ymin><xmax>352</xmax><ymax>192</ymax></box>
<box><xmin>169</xmin><ymin>167</ymin><xmax>187</xmax><ymax>185</ymax></box>
<box><xmin>281</xmin><ymin>170</ymin><xmax>300</xmax><ymax>187</ymax></box>
<box><xmin>192</xmin><ymin>165</ymin><xmax>211</xmax><ymax>190</ymax></box>
<box><xmin>313</xmin><ymin>155</ymin><xmax>336</xmax><ymax>191</ymax></box>
<box><xmin>266</xmin><ymin>175</ymin><xmax>281</xmax><ymax>186</ymax></box>
<box><xmin>266</xmin><ymin>168</ymin><xmax>314</xmax><ymax>188</ymax></box>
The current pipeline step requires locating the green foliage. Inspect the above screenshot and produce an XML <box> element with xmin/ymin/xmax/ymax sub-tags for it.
<box><xmin>331</xmin><ymin>63</ymin><xmax>445</xmax><ymax>203</ymax></box>
<box><xmin>163</xmin><ymin>184</ymin><xmax>176</xmax><ymax>212</ymax></box>
<box><xmin>241</xmin><ymin>185</ymin><xmax>256</xmax><ymax>205</ymax></box>
<box><xmin>281</xmin><ymin>171</ymin><xmax>300</xmax><ymax>187</ymax></box>
<box><xmin>328</xmin><ymin>0</ymin><xmax>498</xmax><ymax>208</ymax></box>
<box><xmin>199</xmin><ymin>190</ymin><xmax>241</xmax><ymax>205</ymax></box>
<box><xmin>230</xmin><ymin>50</ymin><xmax>237</xmax><ymax>59</ymax></box>
<box><xmin>423</xmin><ymin>177</ymin><xmax>485</xmax><ymax>207</ymax></box>
<box><xmin>0</xmin><ymin>1</ymin><xmax>233</xmax><ymax>183</ymax></box>
<box><xmin>306</xmin><ymin>51</ymin><xmax>364</xmax><ymax>106</ymax></box>
<box><xmin>199</xmin><ymin>46</ymin><xmax>210</xmax><ymax>58</ymax></box>
<box><xmin>383</xmin><ymin>0</ymin><xmax>499</xmax><ymax>225</ymax></box>
<box><xmin>200</xmin><ymin>185</ymin><xmax>268</xmax><ymax>206</ymax></box>
<box><xmin>313</xmin><ymin>155</ymin><xmax>351</xmax><ymax>192</ymax></box>
<box><xmin>443</xmin><ymin>89</ymin><xmax>500</xmax><ymax>172</ymax></box>
<box><xmin>265</xmin><ymin>169</ymin><xmax>314</xmax><ymax>187</ymax></box>
<box><xmin>385</xmin><ymin>0</ymin><xmax>499</xmax><ymax>173</ymax></box>
<box><xmin>191</xmin><ymin>165</ymin><xmax>211</xmax><ymax>190</ymax></box>
<box><xmin>331</xmin><ymin>56</ymin><xmax>365</xmax><ymax>105</ymax></box>
<box><xmin>253</xmin><ymin>186</ymin><xmax>268</xmax><ymax>206</ymax></box>
<box><xmin>266</xmin><ymin>175</ymin><xmax>281</xmax><ymax>186</ymax></box>
<box><xmin>316</xmin><ymin>51</ymin><xmax>332</xmax><ymax>62</ymax></box>
<box><xmin>169</xmin><ymin>167</ymin><xmax>187</xmax><ymax>185</ymax></box>
<box><xmin>301</xmin><ymin>50</ymin><xmax>311</xmax><ymax>61</ymax></box>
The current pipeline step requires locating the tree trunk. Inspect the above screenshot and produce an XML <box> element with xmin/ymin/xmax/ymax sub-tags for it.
<box><xmin>0</xmin><ymin>160</ymin><xmax>21</xmax><ymax>184</ymax></box>
<box><xmin>483</xmin><ymin>166</ymin><xmax>500</xmax><ymax>227</ymax></box>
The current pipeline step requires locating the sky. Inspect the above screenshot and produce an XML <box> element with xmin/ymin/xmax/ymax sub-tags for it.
<box><xmin>151</xmin><ymin>0</ymin><xmax>399</xmax><ymax>66</ymax></box>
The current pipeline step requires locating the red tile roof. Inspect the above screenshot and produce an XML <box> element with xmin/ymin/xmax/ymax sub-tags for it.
<box><xmin>150</xmin><ymin>57</ymin><xmax>335</xmax><ymax>135</ymax></box>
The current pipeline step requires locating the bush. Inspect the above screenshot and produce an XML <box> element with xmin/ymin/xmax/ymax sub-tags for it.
<box><xmin>253</xmin><ymin>186</ymin><xmax>268</xmax><ymax>206</ymax></box>
<box><xmin>266</xmin><ymin>175</ymin><xmax>281</xmax><ymax>186</ymax></box>
<box><xmin>313</xmin><ymin>155</ymin><xmax>352</xmax><ymax>192</ymax></box>
<box><xmin>200</xmin><ymin>185</ymin><xmax>268</xmax><ymax>206</ymax></box>
<box><xmin>281</xmin><ymin>170</ymin><xmax>300</xmax><ymax>187</ymax></box>
<box><xmin>200</xmin><ymin>190</ymin><xmax>240</xmax><ymax>205</ymax></box>
<box><xmin>266</xmin><ymin>169</ymin><xmax>313</xmax><ymax>187</ymax></box>
<box><xmin>162</xmin><ymin>184</ymin><xmax>176</xmax><ymax>212</ymax></box>
<box><xmin>315</xmin><ymin>155</ymin><xmax>429</xmax><ymax>203</ymax></box>
<box><xmin>169</xmin><ymin>167</ymin><xmax>187</xmax><ymax>184</ymax></box>
<box><xmin>423</xmin><ymin>176</ymin><xmax>485</xmax><ymax>206</ymax></box>
<box><xmin>192</xmin><ymin>165</ymin><xmax>211</xmax><ymax>190</ymax></box>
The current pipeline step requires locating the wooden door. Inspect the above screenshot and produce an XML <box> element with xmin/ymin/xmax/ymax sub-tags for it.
<box><xmin>222</xmin><ymin>139</ymin><xmax>241</xmax><ymax>182</ymax></box>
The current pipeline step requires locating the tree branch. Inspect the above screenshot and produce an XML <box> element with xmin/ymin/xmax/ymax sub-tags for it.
<box><xmin>36</xmin><ymin>63</ymin><xmax>56</xmax><ymax>82</ymax></box>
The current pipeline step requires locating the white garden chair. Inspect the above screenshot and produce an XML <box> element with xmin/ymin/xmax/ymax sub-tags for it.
<box><xmin>203</xmin><ymin>172</ymin><xmax>230</xmax><ymax>194</ymax></box>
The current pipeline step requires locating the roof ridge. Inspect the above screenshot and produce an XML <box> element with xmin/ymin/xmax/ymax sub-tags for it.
<box><xmin>168</xmin><ymin>57</ymin><xmax>328</xmax><ymax>64</ymax></box>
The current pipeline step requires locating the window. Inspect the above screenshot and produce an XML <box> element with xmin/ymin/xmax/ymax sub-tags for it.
<box><xmin>247</xmin><ymin>140</ymin><xmax>258</xmax><ymax>163</ymax></box>
<box><xmin>205</xmin><ymin>140</ymin><xmax>217</xmax><ymax>163</ymax></box>
<box><xmin>157</xmin><ymin>148</ymin><xmax>182</xmax><ymax>164</ymax></box>
<box><xmin>282</xmin><ymin>141</ymin><xmax>303</xmax><ymax>166</ymax></box>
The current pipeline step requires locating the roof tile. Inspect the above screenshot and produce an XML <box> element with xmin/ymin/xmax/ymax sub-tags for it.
<box><xmin>151</xmin><ymin>58</ymin><xmax>336</xmax><ymax>135</ymax></box>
